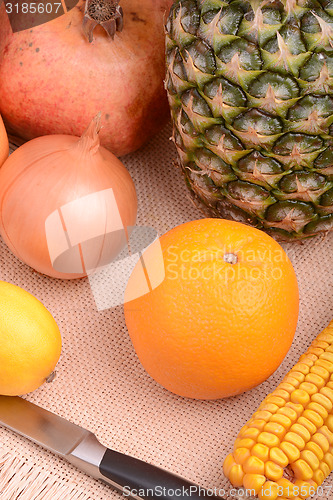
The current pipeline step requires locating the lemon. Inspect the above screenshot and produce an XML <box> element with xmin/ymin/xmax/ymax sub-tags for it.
<box><xmin>0</xmin><ymin>281</ymin><xmax>62</xmax><ymax>396</ymax></box>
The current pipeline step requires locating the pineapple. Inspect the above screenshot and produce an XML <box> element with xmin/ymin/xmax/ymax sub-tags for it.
<box><xmin>165</xmin><ymin>0</ymin><xmax>333</xmax><ymax>241</ymax></box>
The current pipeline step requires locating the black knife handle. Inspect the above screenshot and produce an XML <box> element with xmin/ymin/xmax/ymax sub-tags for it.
<box><xmin>99</xmin><ymin>448</ymin><xmax>223</xmax><ymax>499</ymax></box>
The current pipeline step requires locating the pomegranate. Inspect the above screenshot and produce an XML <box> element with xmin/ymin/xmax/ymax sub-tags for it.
<box><xmin>0</xmin><ymin>0</ymin><xmax>173</xmax><ymax>156</ymax></box>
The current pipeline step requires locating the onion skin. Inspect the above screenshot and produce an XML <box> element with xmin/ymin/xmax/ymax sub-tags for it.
<box><xmin>0</xmin><ymin>116</ymin><xmax>9</xmax><ymax>167</ymax></box>
<box><xmin>0</xmin><ymin>123</ymin><xmax>137</xmax><ymax>279</ymax></box>
<box><xmin>0</xmin><ymin>0</ymin><xmax>173</xmax><ymax>156</ymax></box>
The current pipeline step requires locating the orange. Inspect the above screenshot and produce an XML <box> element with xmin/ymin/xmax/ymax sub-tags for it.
<box><xmin>0</xmin><ymin>115</ymin><xmax>9</xmax><ymax>167</ymax></box>
<box><xmin>0</xmin><ymin>281</ymin><xmax>62</xmax><ymax>396</ymax></box>
<box><xmin>124</xmin><ymin>219</ymin><xmax>299</xmax><ymax>400</ymax></box>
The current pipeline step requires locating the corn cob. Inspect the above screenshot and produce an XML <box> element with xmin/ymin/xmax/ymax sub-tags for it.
<box><xmin>223</xmin><ymin>320</ymin><xmax>333</xmax><ymax>499</ymax></box>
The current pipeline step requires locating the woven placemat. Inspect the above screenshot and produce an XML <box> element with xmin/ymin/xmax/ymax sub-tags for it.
<box><xmin>1</xmin><ymin>122</ymin><xmax>333</xmax><ymax>499</ymax></box>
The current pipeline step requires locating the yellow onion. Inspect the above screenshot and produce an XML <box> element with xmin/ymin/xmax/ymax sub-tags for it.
<box><xmin>0</xmin><ymin>115</ymin><xmax>137</xmax><ymax>279</ymax></box>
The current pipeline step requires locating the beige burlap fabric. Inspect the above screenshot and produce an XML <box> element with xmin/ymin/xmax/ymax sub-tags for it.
<box><xmin>1</xmin><ymin>122</ymin><xmax>332</xmax><ymax>500</ymax></box>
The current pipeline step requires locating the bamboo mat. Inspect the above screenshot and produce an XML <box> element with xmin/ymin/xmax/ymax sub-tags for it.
<box><xmin>0</xmin><ymin>122</ymin><xmax>332</xmax><ymax>499</ymax></box>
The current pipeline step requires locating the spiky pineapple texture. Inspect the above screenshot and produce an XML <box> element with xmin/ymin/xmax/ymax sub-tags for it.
<box><xmin>166</xmin><ymin>0</ymin><xmax>333</xmax><ymax>240</ymax></box>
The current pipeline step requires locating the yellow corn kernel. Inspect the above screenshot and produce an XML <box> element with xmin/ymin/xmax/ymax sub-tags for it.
<box><xmin>320</xmin><ymin>461</ymin><xmax>331</xmax><ymax>479</ymax></box>
<box><xmin>277</xmin><ymin>478</ymin><xmax>297</xmax><ymax>498</ymax></box>
<box><xmin>290</xmin><ymin>389</ymin><xmax>310</xmax><ymax>406</ymax></box>
<box><xmin>243</xmin><ymin>473</ymin><xmax>266</xmax><ymax>495</ymax></box>
<box><xmin>317</xmin><ymin>332</ymin><xmax>333</xmax><ymax>342</ymax></box>
<box><xmin>228</xmin><ymin>464</ymin><xmax>245</xmax><ymax>487</ymax></box>
<box><xmin>312</xmin><ymin>341</ymin><xmax>329</xmax><ymax>350</ymax></box>
<box><xmin>316</xmin><ymin>359</ymin><xmax>333</xmax><ymax>373</ymax></box>
<box><xmin>252</xmin><ymin>443</ymin><xmax>269</xmax><ymax>461</ymax></box>
<box><xmin>289</xmin><ymin>372</ymin><xmax>305</xmax><ymax>384</ymax></box>
<box><xmin>280</xmin><ymin>441</ymin><xmax>301</xmax><ymax>462</ymax></box>
<box><xmin>290</xmin><ymin>423</ymin><xmax>311</xmax><ymax>443</ymax></box>
<box><xmin>321</xmin><ymin>352</ymin><xmax>333</xmax><ymax>363</ymax></box>
<box><xmin>326</xmin><ymin>415</ymin><xmax>333</xmax><ymax>433</ymax></box>
<box><xmin>279</xmin><ymin>382</ymin><xmax>297</xmax><ymax>393</ymax></box>
<box><xmin>310</xmin><ymin>365</ymin><xmax>330</xmax><ymax>381</ymax></box>
<box><xmin>240</xmin><ymin>427</ymin><xmax>260</xmax><ymax>440</ymax></box>
<box><xmin>316</xmin><ymin>358</ymin><xmax>333</xmax><ymax>375</ymax></box>
<box><xmin>323</xmin><ymin>451</ymin><xmax>333</xmax><ymax>469</ymax></box>
<box><xmin>258</xmin><ymin>481</ymin><xmax>279</xmax><ymax>500</ymax></box>
<box><xmin>264</xmin><ymin>461</ymin><xmax>283</xmax><ymax>481</ymax></box>
<box><xmin>291</xmin><ymin>459</ymin><xmax>313</xmax><ymax>481</ymax></box>
<box><xmin>318</xmin><ymin>425</ymin><xmax>333</xmax><ymax>446</ymax></box>
<box><xmin>233</xmin><ymin>436</ymin><xmax>241</xmax><ymax>447</ymax></box>
<box><xmin>311</xmin><ymin>432</ymin><xmax>330</xmax><ymax>453</ymax></box>
<box><xmin>270</xmin><ymin>414</ymin><xmax>292</xmax><ymax>429</ymax></box>
<box><xmin>300</xmin><ymin>449</ymin><xmax>320</xmax><ymax>471</ymax></box>
<box><xmin>297</xmin><ymin>416</ymin><xmax>316</xmax><ymax>436</ymax></box>
<box><xmin>299</xmin><ymin>354</ymin><xmax>314</xmax><ymax>367</ymax></box>
<box><xmin>303</xmin><ymin>409</ymin><xmax>324</xmax><ymax>428</ymax></box>
<box><xmin>264</xmin><ymin>422</ymin><xmax>286</xmax><ymax>440</ymax></box>
<box><xmin>277</xmin><ymin>407</ymin><xmax>298</xmax><ymax>423</ymax></box>
<box><xmin>294</xmin><ymin>363</ymin><xmax>310</xmax><ymax>375</ymax></box>
<box><xmin>243</xmin><ymin>456</ymin><xmax>265</xmax><ymax>475</ymax></box>
<box><xmin>305</xmin><ymin>373</ymin><xmax>325</xmax><ymax>389</ymax></box>
<box><xmin>258</xmin><ymin>432</ymin><xmax>280</xmax><ymax>448</ymax></box>
<box><xmin>309</xmin><ymin>347</ymin><xmax>324</xmax><ymax>357</ymax></box>
<box><xmin>293</xmin><ymin>479</ymin><xmax>317</xmax><ymax>499</ymax></box>
<box><xmin>233</xmin><ymin>438</ymin><xmax>241</xmax><ymax>451</ymax></box>
<box><xmin>312</xmin><ymin>468</ymin><xmax>324</xmax><ymax>486</ymax></box>
<box><xmin>234</xmin><ymin>438</ymin><xmax>256</xmax><ymax>451</ymax></box>
<box><xmin>237</xmin><ymin>425</ymin><xmax>248</xmax><ymax>436</ymax></box>
<box><xmin>223</xmin><ymin>454</ymin><xmax>236</xmax><ymax>477</ymax></box>
<box><xmin>270</xmin><ymin>447</ymin><xmax>289</xmax><ymax>468</ymax></box>
<box><xmin>305</xmin><ymin>441</ymin><xmax>324</xmax><ymax>461</ymax></box>
<box><xmin>320</xmin><ymin>387</ymin><xmax>333</xmax><ymax>404</ymax></box>
<box><xmin>285</xmin><ymin>402</ymin><xmax>303</xmax><ymax>418</ymax></box>
<box><xmin>298</xmin><ymin>382</ymin><xmax>318</xmax><ymax>396</ymax></box>
<box><xmin>311</xmin><ymin>393</ymin><xmax>332</xmax><ymax>412</ymax></box>
<box><xmin>306</xmin><ymin>353</ymin><xmax>319</xmax><ymax>362</ymax></box>
<box><xmin>266</xmin><ymin>396</ymin><xmax>286</xmax><ymax>407</ymax></box>
<box><xmin>314</xmin><ymin>342</ymin><xmax>329</xmax><ymax>351</ymax></box>
<box><xmin>254</xmin><ymin>410</ymin><xmax>273</xmax><ymax>422</ymax></box>
<box><xmin>250</xmin><ymin>419</ymin><xmax>267</xmax><ymax>431</ymax></box>
<box><xmin>283</xmin><ymin>376</ymin><xmax>301</xmax><ymax>388</ymax></box>
<box><xmin>326</xmin><ymin>381</ymin><xmax>333</xmax><ymax>390</ymax></box>
<box><xmin>233</xmin><ymin>447</ymin><xmax>251</xmax><ymax>465</ymax></box>
<box><xmin>307</xmin><ymin>401</ymin><xmax>328</xmax><ymax>420</ymax></box>
<box><xmin>272</xmin><ymin>389</ymin><xmax>290</xmax><ymax>401</ymax></box>
<box><xmin>259</xmin><ymin>403</ymin><xmax>279</xmax><ymax>414</ymax></box>
<box><xmin>283</xmin><ymin>431</ymin><xmax>305</xmax><ymax>450</ymax></box>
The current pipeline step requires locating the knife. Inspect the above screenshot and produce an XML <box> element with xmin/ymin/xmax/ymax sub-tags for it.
<box><xmin>0</xmin><ymin>396</ymin><xmax>223</xmax><ymax>499</ymax></box>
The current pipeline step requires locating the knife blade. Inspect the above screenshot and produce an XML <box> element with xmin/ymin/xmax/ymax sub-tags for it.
<box><xmin>0</xmin><ymin>396</ymin><xmax>223</xmax><ymax>499</ymax></box>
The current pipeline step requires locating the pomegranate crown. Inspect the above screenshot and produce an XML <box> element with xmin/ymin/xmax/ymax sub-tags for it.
<box><xmin>82</xmin><ymin>0</ymin><xmax>123</xmax><ymax>43</ymax></box>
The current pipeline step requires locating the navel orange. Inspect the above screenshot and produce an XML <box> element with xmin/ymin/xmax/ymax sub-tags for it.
<box><xmin>124</xmin><ymin>219</ymin><xmax>299</xmax><ymax>400</ymax></box>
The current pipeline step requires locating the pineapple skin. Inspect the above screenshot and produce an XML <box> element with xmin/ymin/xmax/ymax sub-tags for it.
<box><xmin>165</xmin><ymin>0</ymin><xmax>333</xmax><ymax>241</ymax></box>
